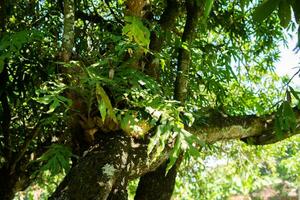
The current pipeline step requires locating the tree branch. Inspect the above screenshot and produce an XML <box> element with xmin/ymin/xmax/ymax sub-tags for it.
<box><xmin>61</xmin><ymin>0</ymin><xmax>75</xmax><ymax>62</ymax></box>
<box><xmin>145</xmin><ymin>0</ymin><xmax>181</xmax><ymax>78</ymax></box>
<box><xmin>137</xmin><ymin>2</ymin><xmax>206</xmax><ymax>199</ymax></box>
<box><xmin>75</xmin><ymin>10</ymin><xmax>107</xmax><ymax>25</ymax></box>
<box><xmin>188</xmin><ymin>109</ymin><xmax>300</xmax><ymax>145</ymax></box>
<box><xmin>50</xmin><ymin>107</ymin><xmax>300</xmax><ymax>199</ymax></box>
<box><xmin>10</xmin><ymin>127</ymin><xmax>40</xmax><ymax>174</ymax></box>
<box><xmin>104</xmin><ymin>0</ymin><xmax>123</xmax><ymax>25</ymax></box>
<box><xmin>0</xmin><ymin>61</ymin><xmax>12</xmax><ymax>163</ymax></box>
<box><xmin>174</xmin><ymin>0</ymin><xmax>204</xmax><ymax>102</ymax></box>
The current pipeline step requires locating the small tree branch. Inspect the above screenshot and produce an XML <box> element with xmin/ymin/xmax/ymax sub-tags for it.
<box><xmin>174</xmin><ymin>0</ymin><xmax>204</xmax><ymax>102</ymax></box>
<box><xmin>144</xmin><ymin>0</ymin><xmax>182</xmax><ymax>78</ymax></box>
<box><xmin>104</xmin><ymin>0</ymin><xmax>123</xmax><ymax>25</ymax></box>
<box><xmin>0</xmin><ymin>61</ymin><xmax>12</xmax><ymax>163</ymax></box>
<box><xmin>10</xmin><ymin>127</ymin><xmax>40</xmax><ymax>174</ymax></box>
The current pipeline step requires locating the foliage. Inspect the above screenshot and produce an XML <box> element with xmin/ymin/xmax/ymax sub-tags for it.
<box><xmin>1</xmin><ymin>0</ymin><xmax>300</xmax><ymax>199</ymax></box>
<box><xmin>37</xmin><ymin>144</ymin><xmax>72</xmax><ymax>175</ymax></box>
<box><xmin>123</xmin><ymin>16</ymin><xmax>150</xmax><ymax>48</ymax></box>
<box><xmin>173</xmin><ymin>135</ymin><xmax>300</xmax><ymax>199</ymax></box>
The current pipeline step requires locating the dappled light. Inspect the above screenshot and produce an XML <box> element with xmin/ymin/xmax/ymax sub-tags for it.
<box><xmin>1</xmin><ymin>0</ymin><xmax>300</xmax><ymax>199</ymax></box>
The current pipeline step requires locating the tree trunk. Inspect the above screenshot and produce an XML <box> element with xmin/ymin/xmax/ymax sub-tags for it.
<box><xmin>50</xmin><ymin>132</ymin><xmax>170</xmax><ymax>199</ymax></box>
<box><xmin>135</xmin><ymin>156</ymin><xmax>182</xmax><ymax>200</ymax></box>
<box><xmin>0</xmin><ymin>168</ymin><xmax>16</xmax><ymax>200</ymax></box>
<box><xmin>0</xmin><ymin>1</ymin><xmax>15</xmax><ymax>199</ymax></box>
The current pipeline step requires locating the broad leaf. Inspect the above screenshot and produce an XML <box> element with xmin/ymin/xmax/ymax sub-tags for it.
<box><xmin>122</xmin><ymin>16</ymin><xmax>150</xmax><ymax>48</ymax></box>
<box><xmin>278</xmin><ymin>0</ymin><xmax>291</xmax><ymax>28</ymax></box>
<box><xmin>291</xmin><ymin>0</ymin><xmax>300</xmax><ymax>23</ymax></box>
<box><xmin>253</xmin><ymin>0</ymin><xmax>280</xmax><ymax>22</ymax></box>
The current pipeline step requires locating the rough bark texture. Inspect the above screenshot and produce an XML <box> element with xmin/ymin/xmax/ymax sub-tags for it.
<box><xmin>44</xmin><ymin>0</ymin><xmax>300</xmax><ymax>199</ymax></box>
<box><xmin>189</xmin><ymin>108</ymin><xmax>300</xmax><ymax>145</ymax></box>
<box><xmin>174</xmin><ymin>0</ymin><xmax>204</xmax><ymax>102</ymax></box>
<box><xmin>50</xmin><ymin>105</ymin><xmax>300</xmax><ymax>199</ymax></box>
<box><xmin>134</xmin><ymin>156</ymin><xmax>183</xmax><ymax>200</ymax></box>
<box><xmin>50</xmin><ymin>133</ymin><xmax>170</xmax><ymax>200</ymax></box>
<box><xmin>61</xmin><ymin>0</ymin><xmax>75</xmax><ymax>62</ymax></box>
<box><xmin>136</xmin><ymin>2</ymin><xmax>205</xmax><ymax>199</ymax></box>
<box><xmin>144</xmin><ymin>0</ymin><xmax>181</xmax><ymax>79</ymax></box>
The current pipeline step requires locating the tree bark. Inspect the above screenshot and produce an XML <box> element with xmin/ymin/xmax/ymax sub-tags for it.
<box><xmin>134</xmin><ymin>156</ymin><xmax>183</xmax><ymax>200</ymax></box>
<box><xmin>136</xmin><ymin>2</ymin><xmax>206</xmax><ymax>200</ymax></box>
<box><xmin>50</xmin><ymin>105</ymin><xmax>300</xmax><ymax>199</ymax></box>
<box><xmin>61</xmin><ymin>0</ymin><xmax>75</xmax><ymax>62</ymax></box>
<box><xmin>0</xmin><ymin>2</ymin><xmax>15</xmax><ymax>199</ymax></box>
<box><xmin>174</xmin><ymin>0</ymin><xmax>204</xmax><ymax>102</ymax></box>
<box><xmin>135</xmin><ymin>0</ymin><xmax>184</xmax><ymax>199</ymax></box>
<box><xmin>50</xmin><ymin>133</ymin><xmax>170</xmax><ymax>200</ymax></box>
<box><xmin>49</xmin><ymin>0</ymin><xmax>300</xmax><ymax>199</ymax></box>
<box><xmin>144</xmin><ymin>0</ymin><xmax>181</xmax><ymax>79</ymax></box>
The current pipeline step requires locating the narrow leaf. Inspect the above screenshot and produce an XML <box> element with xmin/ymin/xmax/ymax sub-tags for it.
<box><xmin>96</xmin><ymin>84</ymin><xmax>118</xmax><ymax>123</ymax></box>
<box><xmin>99</xmin><ymin>101</ymin><xmax>107</xmax><ymax>122</ymax></box>
<box><xmin>47</xmin><ymin>98</ymin><xmax>60</xmax><ymax>113</ymax></box>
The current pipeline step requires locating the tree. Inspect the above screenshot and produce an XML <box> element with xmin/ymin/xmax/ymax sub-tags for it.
<box><xmin>0</xmin><ymin>0</ymin><xmax>300</xmax><ymax>199</ymax></box>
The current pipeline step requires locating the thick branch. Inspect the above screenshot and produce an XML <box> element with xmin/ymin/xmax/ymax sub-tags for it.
<box><xmin>50</xmin><ymin>108</ymin><xmax>300</xmax><ymax>199</ymax></box>
<box><xmin>188</xmin><ymin>109</ymin><xmax>300</xmax><ymax>145</ymax></box>
<box><xmin>159</xmin><ymin>0</ymin><xmax>181</xmax><ymax>30</ymax></box>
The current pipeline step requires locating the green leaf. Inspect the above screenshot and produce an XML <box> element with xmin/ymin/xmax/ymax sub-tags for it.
<box><xmin>34</xmin><ymin>95</ymin><xmax>54</xmax><ymax>105</ymax></box>
<box><xmin>99</xmin><ymin>101</ymin><xmax>107</xmax><ymax>122</ymax></box>
<box><xmin>122</xmin><ymin>16</ymin><xmax>150</xmax><ymax>48</ymax></box>
<box><xmin>253</xmin><ymin>0</ymin><xmax>280</xmax><ymax>22</ymax></box>
<box><xmin>275</xmin><ymin>101</ymin><xmax>296</xmax><ymax>136</ymax></box>
<box><xmin>278</xmin><ymin>0</ymin><xmax>291</xmax><ymax>28</ymax></box>
<box><xmin>96</xmin><ymin>84</ymin><xmax>118</xmax><ymax>123</ymax></box>
<box><xmin>291</xmin><ymin>0</ymin><xmax>300</xmax><ymax>23</ymax></box>
<box><xmin>166</xmin><ymin>134</ymin><xmax>181</xmax><ymax>173</ymax></box>
<box><xmin>57</xmin><ymin>95</ymin><xmax>73</xmax><ymax>107</ymax></box>
<box><xmin>282</xmin><ymin>101</ymin><xmax>296</xmax><ymax>131</ymax></box>
<box><xmin>47</xmin><ymin>98</ymin><xmax>60</xmax><ymax>113</ymax></box>
<box><xmin>204</xmin><ymin>0</ymin><xmax>215</xmax><ymax>19</ymax></box>
<box><xmin>38</xmin><ymin>144</ymin><xmax>72</xmax><ymax>175</ymax></box>
<box><xmin>147</xmin><ymin>125</ymin><xmax>162</xmax><ymax>155</ymax></box>
<box><xmin>181</xmin><ymin>112</ymin><xmax>195</xmax><ymax>127</ymax></box>
<box><xmin>56</xmin><ymin>154</ymin><xmax>71</xmax><ymax>172</ymax></box>
<box><xmin>289</xmin><ymin>86</ymin><xmax>300</xmax><ymax>100</ymax></box>
<box><xmin>274</xmin><ymin>116</ymin><xmax>283</xmax><ymax>137</ymax></box>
